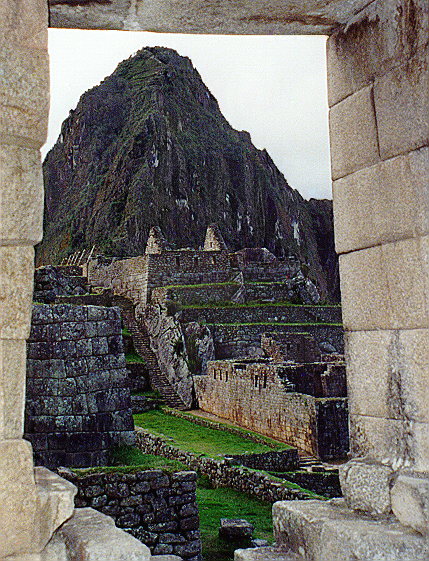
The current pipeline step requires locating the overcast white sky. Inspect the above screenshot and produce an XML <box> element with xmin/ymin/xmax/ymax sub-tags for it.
<box><xmin>45</xmin><ymin>29</ymin><xmax>331</xmax><ymax>200</ymax></box>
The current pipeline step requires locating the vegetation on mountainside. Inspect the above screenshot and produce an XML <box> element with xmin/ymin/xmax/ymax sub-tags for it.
<box><xmin>40</xmin><ymin>46</ymin><xmax>339</xmax><ymax>301</ymax></box>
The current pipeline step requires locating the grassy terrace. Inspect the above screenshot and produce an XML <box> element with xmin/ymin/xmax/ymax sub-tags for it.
<box><xmin>162</xmin><ymin>281</ymin><xmax>239</xmax><ymax>289</ymax></box>
<box><xmin>198</xmin><ymin>480</ymin><xmax>273</xmax><ymax>561</ymax></box>
<box><xmin>133</xmin><ymin>409</ymin><xmax>288</xmax><ymax>457</ymax></box>
<box><xmin>76</xmin><ymin>447</ymin><xmax>274</xmax><ymax>561</ymax></box>
<box><xmin>73</xmin><ymin>448</ymin><xmax>188</xmax><ymax>475</ymax></box>
<box><xmin>206</xmin><ymin>322</ymin><xmax>342</xmax><ymax>327</ymax></box>
<box><xmin>182</xmin><ymin>300</ymin><xmax>340</xmax><ymax>309</ymax></box>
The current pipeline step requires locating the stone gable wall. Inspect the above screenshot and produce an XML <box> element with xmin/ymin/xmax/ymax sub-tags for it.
<box><xmin>25</xmin><ymin>304</ymin><xmax>135</xmax><ymax>468</ymax></box>
<box><xmin>58</xmin><ymin>467</ymin><xmax>202</xmax><ymax>561</ymax></box>
<box><xmin>194</xmin><ymin>361</ymin><xmax>349</xmax><ymax>459</ymax></box>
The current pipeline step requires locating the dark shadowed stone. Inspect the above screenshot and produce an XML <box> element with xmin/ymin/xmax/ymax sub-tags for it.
<box><xmin>219</xmin><ymin>519</ymin><xmax>254</xmax><ymax>541</ymax></box>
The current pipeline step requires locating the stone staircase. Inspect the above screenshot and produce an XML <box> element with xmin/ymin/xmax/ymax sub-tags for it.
<box><xmin>112</xmin><ymin>295</ymin><xmax>189</xmax><ymax>410</ymax></box>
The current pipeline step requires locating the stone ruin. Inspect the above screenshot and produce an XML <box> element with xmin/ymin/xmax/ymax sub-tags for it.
<box><xmin>195</xmin><ymin>333</ymin><xmax>349</xmax><ymax>461</ymax></box>
<box><xmin>25</xmin><ymin>304</ymin><xmax>135</xmax><ymax>468</ymax></box>
<box><xmin>1</xmin><ymin>1</ymin><xmax>428</xmax><ymax>560</ymax></box>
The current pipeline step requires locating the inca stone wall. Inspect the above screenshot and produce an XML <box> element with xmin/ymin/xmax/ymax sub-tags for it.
<box><xmin>328</xmin><ymin>0</ymin><xmax>429</xmax><ymax>530</ymax></box>
<box><xmin>151</xmin><ymin>283</ymin><xmax>240</xmax><ymax>306</ymax></box>
<box><xmin>209</xmin><ymin>323</ymin><xmax>344</xmax><ymax>359</ymax></box>
<box><xmin>179</xmin><ymin>304</ymin><xmax>342</xmax><ymax>325</ymax></box>
<box><xmin>135</xmin><ymin>428</ymin><xmax>313</xmax><ymax>502</ymax></box>
<box><xmin>25</xmin><ymin>304</ymin><xmax>135</xmax><ymax>468</ymax></box>
<box><xmin>58</xmin><ymin>467</ymin><xmax>202</xmax><ymax>561</ymax></box>
<box><xmin>195</xmin><ymin>360</ymin><xmax>349</xmax><ymax>459</ymax></box>
<box><xmin>88</xmin><ymin>255</ymin><xmax>150</xmax><ymax>306</ymax></box>
<box><xmin>88</xmin><ymin>250</ymin><xmax>232</xmax><ymax>308</ymax></box>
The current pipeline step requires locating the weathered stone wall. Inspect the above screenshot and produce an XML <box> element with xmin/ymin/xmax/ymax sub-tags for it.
<box><xmin>227</xmin><ymin>450</ymin><xmax>299</xmax><ymax>472</ymax></box>
<box><xmin>127</xmin><ymin>362</ymin><xmax>150</xmax><ymax>393</ymax></box>
<box><xmin>279</xmin><ymin>471</ymin><xmax>342</xmax><ymax>499</ymax></box>
<box><xmin>210</xmin><ymin>323</ymin><xmax>344</xmax><ymax>358</ymax></box>
<box><xmin>327</xmin><ymin>0</ymin><xmax>429</xmax><ymax>527</ymax></box>
<box><xmin>88</xmin><ymin>255</ymin><xmax>150</xmax><ymax>305</ymax></box>
<box><xmin>147</xmin><ymin>250</ymin><xmax>231</xmax><ymax>287</ymax></box>
<box><xmin>135</xmin><ymin>428</ymin><xmax>316</xmax><ymax>502</ymax></box>
<box><xmin>58</xmin><ymin>467</ymin><xmax>202</xmax><ymax>561</ymax></box>
<box><xmin>151</xmin><ymin>283</ymin><xmax>240</xmax><ymax>306</ymax></box>
<box><xmin>276</xmin><ymin>362</ymin><xmax>347</xmax><ymax>398</ymax></box>
<box><xmin>34</xmin><ymin>265</ymin><xmax>88</xmax><ymax>303</ymax></box>
<box><xmin>243</xmin><ymin>282</ymin><xmax>299</xmax><ymax>303</ymax></box>
<box><xmin>88</xmin><ymin>251</ymin><xmax>232</xmax><ymax>308</ymax></box>
<box><xmin>179</xmin><ymin>305</ymin><xmax>342</xmax><ymax>325</ymax></box>
<box><xmin>25</xmin><ymin>304</ymin><xmax>135</xmax><ymax>467</ymax></box>
<box><xmin>261</xmin><ymin>333</ymin><xmax>322</xmax><ymax>363</ymax></box>
<box><xmin>195</xmin><ymin>360</ymin><xmax>349</xmax><ymax>459</ymax></box>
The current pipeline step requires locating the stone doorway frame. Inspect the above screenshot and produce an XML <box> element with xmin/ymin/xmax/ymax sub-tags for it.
<box><xmin>1</xmin><ymin>0</ymin><xmax>428</xmax><ymax>558</ymax></box>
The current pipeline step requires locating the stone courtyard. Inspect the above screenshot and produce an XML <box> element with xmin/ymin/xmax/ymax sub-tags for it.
<box><xmin>1</xmin><ymin>1</ymin><xmax>428</xmax><ymax>560</ymax></box>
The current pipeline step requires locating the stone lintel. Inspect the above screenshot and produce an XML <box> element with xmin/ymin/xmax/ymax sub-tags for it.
<box><xmin>48</xmin><ymin>0</ymin><xmax>372</xmax><ymax>34</ymax></box>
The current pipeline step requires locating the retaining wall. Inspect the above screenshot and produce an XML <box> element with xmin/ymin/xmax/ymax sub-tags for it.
<box><xmin>58</xmin><ymin>467</ymin><xmax>202</xmax><ymax>560</ymax></box>
<box><xmin>135</xmin><ymin>428</ymin><xmax>318</xmax><ymax>503</ymax></box>
<box><xmin>209</xmin><ymin>323</ymin><xmax>344</xmax><ymax>358</ymax></box>
<box><xmin>180</xmin><ymin>305</ymin><xmax>342</xmax><ymax>325</ymax></box>
<box><xmin>151</xmin><ymin>283</ymin><xmax>239</xmax><ymax>306</ymax></box>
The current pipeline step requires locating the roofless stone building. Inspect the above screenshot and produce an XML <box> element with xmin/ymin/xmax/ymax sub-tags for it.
<box><xmin>0</xmin><ymin>1</ymin><xmax>428</xmax><ymax>560</ymax></box>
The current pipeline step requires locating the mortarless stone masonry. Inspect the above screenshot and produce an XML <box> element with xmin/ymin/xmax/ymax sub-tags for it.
<box><xmin>195</xmin><ymin>360</ymin><xmax>348</xmax><ymax>460</ymax></box>
<box><xmin>58</xmin><ymin>467</ymin><xmax>202</xmax><ymax>561</ymax></box>
<box><xmin>135</xmin><ymin>428</ymin><xmax>315</xmax><ymax>503</ymax></box>
<box><xmin>25</xmin><ymin>304</ymin><xmax>135</xmax><ymax>468</ymax></box>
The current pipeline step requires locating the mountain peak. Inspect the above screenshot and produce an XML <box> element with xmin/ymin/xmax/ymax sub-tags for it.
<box><xmin>39</xmin><ymin>47</ymin><xmax>338</xmax><ymax>300</ymax></box>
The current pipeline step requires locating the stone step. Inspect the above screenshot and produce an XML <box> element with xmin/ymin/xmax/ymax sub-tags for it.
<box><xmin>113</xmin><ymin>295</ymin><xmax>189</xmax><ymax>409</ymax></box>
<box><xmin>56</xmin><ymin>507</ymin><xmax>152</xmax><ymax>560</ymax></box>
<box><xmin>273</xmin><ymin>499</ymin><xmax>429</xmax><ymax>561</ymax></box>
<box><xmin>234</xmin><ymin>547</ymin><xmax>303</xmax><ymax>560</ymax></box>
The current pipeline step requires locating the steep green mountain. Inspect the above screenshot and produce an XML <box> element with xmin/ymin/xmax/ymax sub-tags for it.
<box><xmin>40</xmin><ymin>46</ymin><xmax>338</xmax><ymax>300</ymax></box>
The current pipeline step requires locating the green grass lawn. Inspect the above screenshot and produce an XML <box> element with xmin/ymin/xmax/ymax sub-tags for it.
<box><xmin>181</xmin><ymin>300</ymin><xmax>339</xmax><ymax>309</ymax></box>
<box><xmin>197</xmin><ymin>476</ymin><xmax>273</xmax><ymax>561</ymax></box>
<box><xmin>134</xmin><ymin>409</ymin><xmax>288</xmax><ymax>457</ymax></box>
<box><xmin>73</xmin><ymin>448</ymin><xmax>188</xmax><ymax>475</ymax></box>
<box><xmin>125</xmin><ymin>351</ymin><xmax>146</xmax><ymax>363</ymax></box>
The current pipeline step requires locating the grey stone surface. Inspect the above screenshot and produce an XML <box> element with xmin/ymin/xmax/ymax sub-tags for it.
<box><xmin>57</xmin><ymin>507</ymin><xmax>152</xmax><ymax>560</ymax></box>
<box><xmin>25</xmin><ymin>304</ymin><xmax>134</xmax><ymax>468</ymax></box>
<box><xmin>339</xmin><ymin>458</ymin><xmax>394</xmax><ymax>515</ymax></box>
<box><xmin>151</xmin><ymin>556</ymin><xmax>182</xmax><ymax>561</ymax></box>
<box><xmin>48</xmin><ymin>0</ymin><xmax>373</xmax><ymax>34</ymax></box>
<box><xmin>59</xmin><ymin>468</ymin><xmax>202</xmax><ymax>560</ymax></box>
<box><xmin>234</xmin><ymin>547</ymin><xmax>302</xmax><ymax>560</ymax></box>
<box><xmin>391</xmin><ymin>472</ymin><xmax>429</xmax><ymax>535</ymax></box>
<box><xmin>273</xmin><ymin>499</ymin><xmax>429</xmax><ymax>561</ymax></box>
<box><xmin>219</xmin><ymin>519</ymin><xmax>254</xmax><ymax>540</ymax></box>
